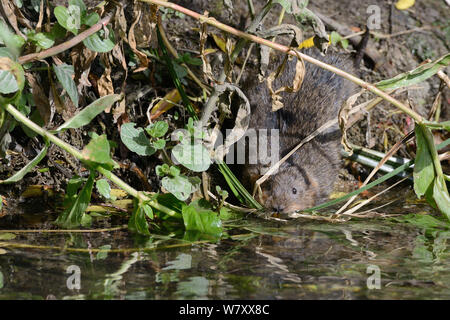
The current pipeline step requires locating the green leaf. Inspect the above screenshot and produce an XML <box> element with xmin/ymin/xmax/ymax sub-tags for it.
<box><xmin>27</xmin><ymin>31</ymin><xmax>55</xmax><ymax>49</ymax></box>
<box><xmin>54</xmin><ymin>6</ymin><xmax>79</xmax><ymax>35</ymax></box>
<box><xmin>152</xmin><ymin>139</ymin><xmax>166</xmax><ymax>150</ymax></box>
<box><xmin>0</xmin><ymin>20</ymin><xmax>24</xmax><ymax>59</ymax></box>
<box><xmin>0</xmin><ymin>271</ymin><xmax>3</xmax><ymax>289</ymax></box>
<box><xmin>330</xmin><ymin>31</ymin><xmax>341</xmax><ymax>45</ymax></box>
<box><xmin>63</xmin><ymin>175</ymin><xmax>85</xmax><ymax>207</ymax></box>
<box><xmin>143</xmin><ymin>203</ymin><xmax>153</xmax><ymax>219</ymax></box>
<box><xmin>0</xmin><ymin>141</ymin><xmax>49</xmax><ymax>184</ymax></box>
<box><xmin>178</xmin><ymin>53</ymin><xmax>202</xmax><ymax>66</ymax></box>
<box><xmin>0</xmin><ymin>48</ymin><xmax>16</xmax><ymax>60</ymax></box>
<box><xmin>413</xmin><ymin>125</ymin><xmax>435</xmax><ymax>198</ymax></box>
<box><xmin>56</xmin><ymin>172</ymin><xmax>95</xmax><ymax>228</ymax></box>
<box><xmin>169</xmin><ymin>166</ymin><xmax>180</xmax><ymax>177</ymax></box>
<box><xmin>0</xmin><ymin>70</ymin><xmax>19</xmax><ymax>94</ymax></box>
<box><xmin>83</xmin><ymin>27</ymin><xmax>115</xmax><ymax>53</ymax></box>
<box><xmin>0</xmin><ymin>233</ymin><xmax>16</xmax><ymax>240</ymax></box>
<box><xmin>82</xmin><ymin>134</ymin><xmax>117</xmax><ymax>170</ymax></box>
<box><xmin>172</xmin><ymin>142</ymin><xmax>211</xmax><ymax>172</ymax></box>
<box><xmin>376</xmin><ymin>53</ymin><xmax>450</xmax><ymax>91</ymax></box>
<box><xmin>83</xmin><ymin>12</ymin><xmax>100</xmax><ymax>27</ymax></box>
<box><xmin>53</xmin><ymin>63</ymin><xmax>78</xmax><ymax>107</ymax></box>
<box><xmin>57</xmin><ymin>94</ymin><xmax>121</xmax><ymax>131</ymax></box>
<box><xmin>81</xmin><ymin>212</ymin><xmax>92</xmax><ymax>227</ymax></box>
<box><xmin>96</xmin><ymin>179</ymin><xmax>111</xmax><ymax>199</ymax></box>
<box><xmin>96</xmin><ymin>245</ymin><xmax>111</xmax><ymax>260</ymax></box>
<box><xmin>156</xmin><ymin>164</ymin><xmax>170</xmax><ymax>176</ymax></box>
<box><xmin>120</xmin><ymin>122</ymin><xmax>156</xmax><ymax>156</ymax></box>
<box><xmin>146</xmin><ymin>121</ymin><xmax>169</xmax><ymax>138</ymax></box>
<box><xmin>434</xmin><ymin>176</ymin><xmax>450</xmax><ymax>221</ymax></box>
<box><xmin>128</xmin><ymin>198</ymin><xmax>151</xmax><ymax>235</ymax></box>
<box><xmin>161</xmin><ymin>175</ymin><xmax>198</xmax><ymax>201</ymax></box>
<box><xmin>182</xmin><ymin>199</ymin><xmax>222</xmax><ymax>236</ymax></box>
<box><xmin>69</xmin><ymin>0</ymin><xmax>87</xmax><ymax>14</ymax></box>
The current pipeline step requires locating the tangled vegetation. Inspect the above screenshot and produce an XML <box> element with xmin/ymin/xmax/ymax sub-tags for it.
<box><xmin>0</xmin><ymin>0</ymin><xmax>448</xmax><ymax>238</ymax></box>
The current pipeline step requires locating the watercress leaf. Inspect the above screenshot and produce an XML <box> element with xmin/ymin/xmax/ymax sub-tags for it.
<box><xmin>152</xmin><ymin>139</ymin><xmax>166</xmax><ymax>150</ymax></box>
<box><xmin>69</xmin><ymin>0</ymin><xmax>86</xmax><ymax>14</ymax></box>
<box><xmin>53</xmin><ymin>63</ymin><xmax>78</xmax><ymax>107</ymax></box>
<box><xmin>0</xmin><ymin>20</ymin><xmax>24</xmax><ymax>59</ymax></box>
<box><xmin>49</xmin><ymin>22</ymin><xmax>67</xmax><ymax>40</ymax></box>
<box><xmin>146</xmin><ymin>121</ymin><xmax>169</xmax><ymax>138</ymax></box>
<box><xmin>96</xmin><ymin>179</ymin><xmax>111</xmax><ymax>199</ymax></box>
<box><xmin>128</xmin><ymin>198</ymin><xmax>150</xmax><ymax>235</ymax></box>
<box><xmin>162</xmin><ymin>175</ymin><xmax>198</xmax><ymax>201</ymax></box>
<box><xmin>120</xmin><ymin>122</ymin><xmax>156</xmax><ymax>156</ymax></box>
<box><xmin>96</xmin><ymin>245</ymin><xmax>111</xmax><ymax>260</ymax></box>
<box><xmin>172</xmin><ymin>143</ymin><xmax>211</xmax><ymax>172</ymax></box>
<box><xmin>57</xmin><ymin>94</ymin><xmax>121</xmax><ymax>131</ymax></box>
<box><xmin>27</xmin><ymin>31</ymin><xmax>55</xmax><ymax>49</ymax></box>
<box><xmin>81</xmin><ymin>212</ymin><xmax>92</xmax><ymax>227</ymax></box>
<box><xmin>0</xmin><ymin>70</ymin><xmax>19</xmax><ymax>94</ymax></box>
<box><xmin>182</xmin><ymin>199</ymin><xmax>222</xmax><ymax>236</ymax></box>
<box><xmin>156</xmin><ymin>164</ymin><xmax>169</xmax><ymax>176</ymax></box>
<box><xmin>0</xmin><ymin>57</ymin><xmax>25</xmax><ymax>105</ymax></box>
<box><xmin>0</xmin><ymin>232</ymin><xmax>16</xmax><ymax>240</ymax></box>
<box><xmin>54</xmin><ymin>6</ymin><xmax>79</xmax><ymax>35</ymax></box>
<box><xmin>330</xmin><ymin>31</ymin><xmax>341</xmax><ymax>45</ymax></box>
<box><xmin>0</xmin><ymin>48</ymin><xmax>16</xmax><ymax>60</ymax></box>
<box><xmin>56</xmin><ymin>172</ymin><xmax>95</xmax><ymax>228</ymax></box>
<box><xmin>65</xmin><ymin>175</ymin><xmax>85</xmax><ymax>206</ymax></box>
<box><xmin>82</xmin><ymin>134</ymin><xmax>117</xmax><ymax>170</ymax></box>
<box><xmin>143</xmin><ymin>203</ymin><xmax>153</xmax><ymax>219</ymax></box>
<box><xmin>413</xmin><ymin>125</ymin><xmax>435</xmax><ymax>198</ymax></box>
<box><xmin>83</xmin><ymin>12</ymin><xmax>100</xmax><ymax>26</ymax></box>
<box><xmin>154</xmin><ymin>193</ymin><xmax>184</xmax><ymax>220</ymax></box>
<box><xmin>434</xmin><ymin>176</ymin><xmax>450</xmax><ymax>221</ymax></box>
<box><xmin>83</xmin><ymin>27</ymin><xmax>115</xmax><ymax>52</ymax></box>
<box><xmin>169</xmin><ymin>166</ymin><xmax>180</xmax><ymax>177</ymax></box>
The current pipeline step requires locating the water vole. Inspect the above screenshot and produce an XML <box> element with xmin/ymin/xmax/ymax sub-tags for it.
<box><xmin>240</xmin><ymin>49</ymin><xmax>356</xmax><ymax>213</ymax></box>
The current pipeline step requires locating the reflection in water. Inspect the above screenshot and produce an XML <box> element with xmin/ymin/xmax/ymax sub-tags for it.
<box><xmin>0</xmin><ymin>192</ymin><xmax>449</xmax><ymax>299</ymax></box>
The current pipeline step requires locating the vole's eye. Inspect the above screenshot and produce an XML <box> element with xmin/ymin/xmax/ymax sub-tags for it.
<box><xmin>292</xmin><ymin>188</ymin><xmax>297</xmax><ymax>194</ymax></box>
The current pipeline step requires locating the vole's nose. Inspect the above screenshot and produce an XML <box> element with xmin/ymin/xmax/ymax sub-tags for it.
<box><xmin>272</xmin><ymin>205</ymin><xmax>285</xmax><ymax>213</ymax></box>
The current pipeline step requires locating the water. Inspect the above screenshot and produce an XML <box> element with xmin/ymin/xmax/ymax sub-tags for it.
<box><xmin>1</xmin><ymin>190</ymin><xmax>450</xmax><ymax>300</ymax></box>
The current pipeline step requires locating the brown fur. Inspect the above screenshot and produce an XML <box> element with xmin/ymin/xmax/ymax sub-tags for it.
<box><xmin>240</xmin><ymin>49</ymin><xmax>356</xmax><ymax>213</ymax></box>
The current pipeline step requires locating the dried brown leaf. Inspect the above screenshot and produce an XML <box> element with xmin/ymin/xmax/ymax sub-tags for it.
<box><xmin>25</xmin><ymin>73</ymin><xmax>51</xmax><ymax>125</ymax></box>
<box><xmin>1</xmin><ymin>0</ymin><xmax>26</xmax><ymax>38</ymax></box>
<box><xmin>127</xmin><ymin>2</ymin><xmax>149</xmax><ymax>73</ymax></box>
<box><xmin>266</xmin><ymin>54</ymin><xmax>305</xmax><ymax>112</ymax></box>
<box><xmin>338</xmin><ymin>89</ymin><xmax>364</xmax><ymax>154</ymax></box>
<box><xmin>113</xmin><ymin>96</ymin><xmax>126</xmax><ymax>123</ymax></box>
<box><xmin>199</xmin><ymin>15</ymin><xmax>214</xmax><ymax>84</ymax></box>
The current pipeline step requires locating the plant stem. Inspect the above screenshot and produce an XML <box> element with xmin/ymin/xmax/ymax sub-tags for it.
<box><xmin>18</xmin><ymin>14</ymin><xmax>113</xmax><ymax>64</ymax></box>
<box><xmin>3</xmin><ymin>103</ymin><xmax>178</xmax><ymax>217</ymax></box>
<box><xmin>421</xmin><ymin>124</ymin><xmax>445</xmax><ymax>178</ymax></box>
<box><xmin>140</xmin><ymin>0</ymin><xmax>424</xmax><ymax>124</ymax></box>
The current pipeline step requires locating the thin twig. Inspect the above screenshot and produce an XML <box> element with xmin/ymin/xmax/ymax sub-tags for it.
<box><xmin>140</xmin><ymin>0</ymin><xmax>425</xmax><ymax>124</ymax></box>
<box><xmin>0</xmin><ymin>225</ymin><xmax>127</xmax><ymax>233</ymax></box>
<box><xmin>18</xmin><ymin>14</ymin><xmax>113</xmax><ymax>64</ymax></box>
